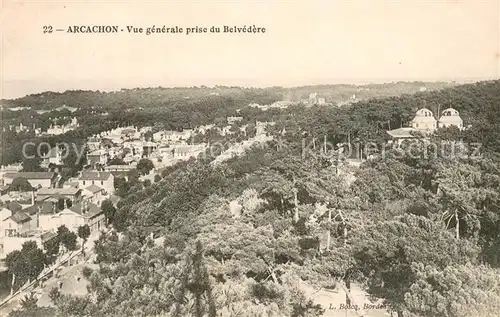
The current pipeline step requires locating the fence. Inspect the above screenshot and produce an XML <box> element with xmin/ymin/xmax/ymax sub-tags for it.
<box><xmin>0</xmin><ymin>248</ymin><xmax>83</xmax><ymax>309</ymax></box>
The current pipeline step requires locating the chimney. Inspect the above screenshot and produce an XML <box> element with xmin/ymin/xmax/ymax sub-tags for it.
<box><xmin>31</xmin><ymin>191</ymin><xmax>35</xmax><ymax>205</ymax></box>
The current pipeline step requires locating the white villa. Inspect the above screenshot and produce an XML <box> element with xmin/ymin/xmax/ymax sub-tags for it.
<box><xmin>438</xmin><ymin>108</ymin><xmax>463</xmax><ymax>129</ymax></box>
<box><xmin>387</xmin><ymin>107</ymin><xmax>464</xmax><ymax>144</ymax></box>
<box><xmin>411</xmin><ymin>108</ymin><xmax>437</xmax><ymax>131</ymax></box>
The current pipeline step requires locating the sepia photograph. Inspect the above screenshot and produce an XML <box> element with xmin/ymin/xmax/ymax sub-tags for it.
<box><xmin>0</xmin><ymin>0</ymin><xmax>499</xmax><ymax>316</ymax></box>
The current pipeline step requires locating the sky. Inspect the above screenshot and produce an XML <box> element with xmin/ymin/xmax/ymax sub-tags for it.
<box><xmin>0</xmin><ymin>0</ymin><xmax>499</xmax><ymax>99</ymax></box>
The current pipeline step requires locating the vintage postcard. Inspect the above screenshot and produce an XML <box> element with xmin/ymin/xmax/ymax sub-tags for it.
<box><xmin>0</xmin><ymin>1</ymin><xmax>499</xmax><ymax>316</ymax></box>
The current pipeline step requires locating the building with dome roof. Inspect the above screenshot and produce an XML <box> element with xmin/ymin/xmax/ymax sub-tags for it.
<box><xmin>387</xmin><ymin>106</ymin><xmax>467</xmax><ymax>145</ymax></box>
<box><xmin>438</xmin><ymin>108</ymin><xmax>463</xmax><ymax>129</ymax></box>
<box><xmin>411</xmin><ymin>108</ymin><xmax>437</xmax><ymax>131</ymax></box>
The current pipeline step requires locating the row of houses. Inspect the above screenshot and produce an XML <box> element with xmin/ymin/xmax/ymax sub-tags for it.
<box><xmin>85</xmin><ymin>125</ymin><xmax>209</xmax><ymax>171</ymax></box>
<box><xmin>1</xmin><ymin>171</ymin><xmax>114</xmax><ymax>193</ymax></box>
<box><xmin>249</xmin><ymin>101</ymin><xmax>292</xmax><ymax>111</ymax></box>
<box><xmin>0</xmin><ymin>198</ymin><xmax>105</xmax><ymax>240</ymax></box>
<box><xmin>152</xmin><ymin>129</ymin><xmax>193</xmax><ymax>143</ymax></box>
<box><xmin>0</xmin><ymin>170</ymin><xmax>115</xmax><ymax>242</ymax></box>
<box><xmin>44</xmin><ymin>117</ymin><xmax>79</xmax><ymax>136</ymax></box>
<box><xmin>86</xmin><ymin>118</ymin><xmax>263</xmax><ymax>169</ymax></box>
<box><xmin>2</xmin><ymin>117</ymin><xmax>79</xmax><ymax>137</ymax></box>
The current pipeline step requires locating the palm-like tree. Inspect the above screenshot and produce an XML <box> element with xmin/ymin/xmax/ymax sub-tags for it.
<box><xmin>436</xmin><ymin>162</ymin><xmax>481</xmax><ymax>239</ymax></box>
<box><xmin>440</xmin><ymin>192</ymin><xmax>474</xmax><ymax>240</ymax></box>
<box><xmin>20</xmin><ymin>292</ymin><xmax>39</xmax><ymax>311</ymax></box>
<box><xmin>303</xmin><ymin>168</ymin><xmax>354</xmax><ymax>251</ymax></box>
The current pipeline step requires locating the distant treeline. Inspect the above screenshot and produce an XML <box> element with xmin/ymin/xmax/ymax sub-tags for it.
<box><xmin>1</xmin><ymin>81</ymin><xmax>455</xmax><ymax>109</ymax></box>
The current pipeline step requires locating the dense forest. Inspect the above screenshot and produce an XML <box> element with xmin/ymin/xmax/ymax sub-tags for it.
<box><xmin>280</xmin><ymin>81</ymin><xmax>457</xmax><ymax>103</ymax></box>
<box><xmin>6</xmin><ymin>80</ymin><xmax>500</xmax><ymax>317</ymax></box>
<box><xmin>0</xmin><ymin>82</ymin><xmax>455</xmax><ymax>110</ymax></box>
<box><xmin>0</xmin><ymin>89</ymin><xmax>280</xmax><ymax>168</ymax></box>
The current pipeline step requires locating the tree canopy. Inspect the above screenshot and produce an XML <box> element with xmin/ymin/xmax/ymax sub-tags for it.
<box><xmin>9</xmin><ymin>80</ymin><xmax>500</xmax><ymax>317</ymax></box>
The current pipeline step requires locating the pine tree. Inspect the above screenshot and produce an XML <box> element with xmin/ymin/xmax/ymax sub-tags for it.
<box><xmin>174</xmin><ymin>240</ymin><xmax>216</xmax><ymax>317</ymax></box>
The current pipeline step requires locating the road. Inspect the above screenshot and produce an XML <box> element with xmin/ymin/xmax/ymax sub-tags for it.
<box><xmin>36</xmin><ymin>259</ymin><xmax>92</xmax><ymax>307</ymax></box>
<box><xmin>0</xmin><ymin>231</ymin><xmax>103</xmax><ymax>316</ymax></box>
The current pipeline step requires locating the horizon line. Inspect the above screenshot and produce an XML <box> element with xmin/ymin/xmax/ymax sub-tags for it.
<box><xmin>1</xmin><ymin>77</ymin><xmax>498</xmax><ymax>101</ymax></box>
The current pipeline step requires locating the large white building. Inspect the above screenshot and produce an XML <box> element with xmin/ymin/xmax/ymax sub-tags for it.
<box><xmin>42</xmin><ymin>147</ymin><xmax>64</xmax><ymax>167</ymax></box>
<box><xmin>438</xmin><ymin>108</ymin><xmax>463</xmax><ymax>129</ymax></box>
<box><xmin>153</xmin><ymin>130</ymin><xmax>192</xmax><ymax>143</ymax></box>
<box><xmin>3</xmin><ymin>172</ymin><xmax>56</xmax><ymax>189</ymax></box>
<box><xmin>78</xmin><ymin>171</ymin><xmax>114</xmax><ymax>195</ymax></box>
<box><xmin>411</xmin><ymin>108</ymin><xmax>437</xmax><ymax>131</ymax></box>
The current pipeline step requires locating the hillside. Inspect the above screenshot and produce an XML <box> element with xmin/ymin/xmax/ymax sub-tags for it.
<box><xmin>281</xmin><ymin>81</ymin><xmax>457</xmax><ymax>103</ymax></box>
<box><xmin>1</xmin><ymin>81</ymin><xmax>456</xmax><ymax>110</ymax></box>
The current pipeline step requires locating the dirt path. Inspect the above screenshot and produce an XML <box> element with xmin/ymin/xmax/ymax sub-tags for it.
<box><xmin>302</xmin><ymin>283</ymin><xmax>391</xmax><ymax>317</ymax></box>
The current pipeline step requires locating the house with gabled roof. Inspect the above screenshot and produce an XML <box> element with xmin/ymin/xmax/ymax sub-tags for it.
<box><xmin>78</xmin><ymin>171</ymin><xmax>114</xmax><ymax>194</ymax></box>
<box><xmin>6</xmin><ymin>201</ymin><xmax>23</xmax><ymax>213</ymax></box>
<box><xmin>82</xmin><ymin>184</ymin><xmax>105</xmax><ymax>206</ymax></box>
<box><xmin>41</xmin><ymin>147</ymin><xmax>64</xmax><ymax>167</ymax></box>
<box><xmin>0</xmin><ymin>185</ymin><xmax>9</xmax><ymax>196</ymax></box>
<box><xmin>104</xmin><ymin>164</ymin><xmax>136</xmax><ymax>179</ymax></box>
<box><xmin>1</xmin><ymin>209</ymin><xmax>32</xmax><ymax>237</ymax></box>
<box><xmin>63</xmin><ymin>201</ymin><xmax>105</xmax><ymax>233</ymax></box>
<box><xmin>19</xmin><ymin>204</ymin><xmax>40</xmax><ymax>231</ymax></box>
<box><xmin>37</xmin><ymin>201</ymin><xmax>61</xmax><ymax>231</ymax></box>
<box><xmin>386</xmin><ymin>127</ymin><xmax>419</xmax><ymax>145</ymax></box>
<box><xmin>87</xmin><ymin>149</ymin><xmax>108</xmax><ymax>166</ymax></box>
<box><xmin>3</xmin><ymin>172</ymin><xmax>56</xmax><ymax>189</ymax></box>
<box><xmin>36</xmin><ymin>187</ymin><xmax>81</xmax><ymax>205</ymax></box>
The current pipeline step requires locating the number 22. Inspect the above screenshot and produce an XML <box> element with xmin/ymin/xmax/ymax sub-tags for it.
<box><xmin>43</xmin><ymin>26</ymin><xmax>53</xmax><ymax>34</ymax></box>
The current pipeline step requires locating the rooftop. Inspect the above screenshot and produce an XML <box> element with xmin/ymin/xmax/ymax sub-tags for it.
<box><xmin>164</xmin><ymin>130</ymin><xmax>189</xmax><ymax>136</ymax></box>
<box><xmin>39</xmin><ymin>202</ymin><xmax>58</xmax><ymax>215</ymax></box>
<box><xmin>79</xmin><ymin>171</ymin><xmax>112</xmax><ymax>181</ymax></box>
<box><xmin>88</xmin><ymin>149</ymin><xmax>107</xmax><ymax>156</ymax></box>
<box><xmin>63</xmin><ymin>181</ymin><xmax>79</xmax><ymax>188</ymax></box>
<box><xmin>37</xmin><ymin>187</ymin><xmax>81</xmax><ymax>196</ymax></box>
<box><xmin>121</xmin><ymin>128</ymin><xmax>136</xmax><ymax>134</ymax></box>
<box><xmin>40</xmin><ymin>231</ymin><xmax>58</xmax><ymax>242</ymax></box>
<box><xmin>7</xmin><ymin>201</ymin><xmax>23</xmax><ymax>212</ymax></box>
<box><xmin>37</xmin><ymin>193</ymin><xmax>67</xmax><ymax>201</ymax></box>
<box><xmin>9</xmin><ymin>211</ymin><xmax>31</xmax><ymax>223</ymax></box>
<box><xmin>386</xmin><ymin>127</ymin><xmax>417</xmax><ymax>138</ymax></box>
<box><xmin>85</xmin><ymin>184</ymin><xmax>104</xmax><ymax>194</ymax></box>
<box><xmin>22</xmin><ymin>204</ymin><xmax>40</xmax><ymax>216</ymax></box>
<box><xmin>22</xmin><ymin>201</ymin><xmax>57</xmax><ymax>215</ymax></box>
<box><xmin>69</xmin><ymin>201</ymin><xmax>102</xmax><ymax>218</ymax></box>
<box><xmin>105</xmin><ymin>165</ymin><xmax>135</xmax><ymax>170</ymax></box>
<box><xmin>4</xmin><ymin>172</ymin><xmax>55</xmax><ymax>180</ymax></box>
<box><xmin>174</xmin><ymin>146</ymin><xmax>197</xmax><ymax>152</ymax></box>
